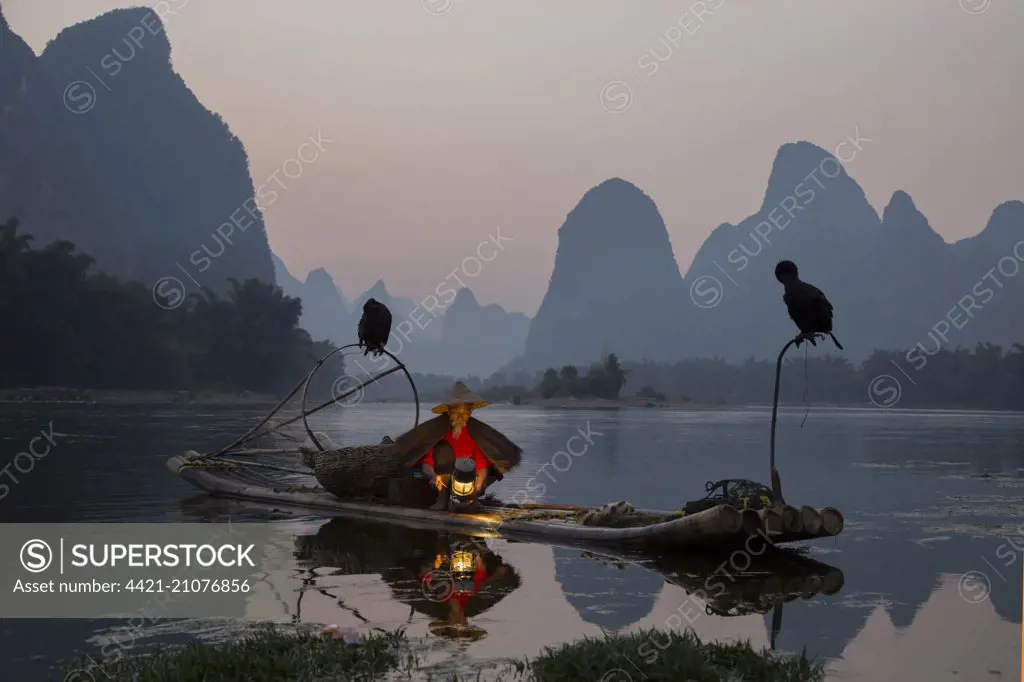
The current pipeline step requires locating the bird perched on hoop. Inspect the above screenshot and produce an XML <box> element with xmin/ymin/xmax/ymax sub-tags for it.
<box><xmin>774</xmin><ymin>260</ymin><xmax>843</xmax><ymax>350</ymax></box>
<box><xmin>358</xmin><ymin>297</ymin><xmax>392</xmax><ymax>357</ymax></box>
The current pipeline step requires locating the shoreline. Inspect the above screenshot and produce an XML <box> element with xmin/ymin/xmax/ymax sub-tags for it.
<box><xmin>0</xmin><ymin>388</ymin><xmax>280</xmax><ymax>405</ymax></box>
<box><xmin>2</xmin><ymin>390</ymin><xmax>1020</xmax><ymax>413</ymax></box>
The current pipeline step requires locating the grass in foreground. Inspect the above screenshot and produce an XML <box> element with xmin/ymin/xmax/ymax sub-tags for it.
<box><xmin>62</xmin><ymin>626</ymin><xmax>825</xmax><ymax>682</ymax></box>
<box><xmin>506</xmin><ymin>628</ymin><xmax>826</xmax><ymax>681</ymax></box>
<box><xmin>61</xmin><ymin>627</ymin><xmax>409</xmax><ymax>682</ymax></box>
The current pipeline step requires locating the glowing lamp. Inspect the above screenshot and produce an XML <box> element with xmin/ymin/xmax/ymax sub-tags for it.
<box><xmin>451</xmin><ymin>459</ymin><xmax>477</xmax><ymax>499</ymax></box>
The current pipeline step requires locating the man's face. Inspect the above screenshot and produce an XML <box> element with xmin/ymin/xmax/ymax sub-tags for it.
<box><xmin>449</xmin><ymin>404</ymin><xmax>471</xmax><ymax>433</ymax></box>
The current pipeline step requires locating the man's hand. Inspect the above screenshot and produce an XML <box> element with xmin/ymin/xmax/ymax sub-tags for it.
<box><xmin>421</xmin><ymin>463</ymin><xmax>439</xmax><ymax>489</ymax></box>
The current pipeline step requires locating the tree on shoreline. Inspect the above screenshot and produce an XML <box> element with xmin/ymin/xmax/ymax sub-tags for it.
<box><xmin>531</xmin><ymin>354</ymin><xmax>628</xmax><ymax>400</ymax></box>
<box><xmin>0</xmin><ymin>218</ymin><xmax>332</xmax><ymax>392</ymax></box>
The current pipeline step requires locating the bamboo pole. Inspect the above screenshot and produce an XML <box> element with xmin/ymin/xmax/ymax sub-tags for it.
<box><xmin>217</xmin><ymin>448</ymin><xmax>303</xmax><ymax>457</ymax></box>
<box><xmin>200</xmin><ymin>344</ymin><xmax>418</xmax><ymax>462</ymax></box>
<box><xmin>196</xmin><ymin>361</ymin><xmax>319</xmax><ymax>461</ymax></box>
<box><xmin>300</xmin><ymin>345</ymin><xmax>418</xmax><ymax>452</ymax></box>
<box><xmin>770</xmin><ymin>335</ymin><xmax>801</xmax><ymax>504</ymax></box>
<box><xmin>214</xmin><ymin>458</ymin><xmax>313</xmax><ymax>476</ymax></box>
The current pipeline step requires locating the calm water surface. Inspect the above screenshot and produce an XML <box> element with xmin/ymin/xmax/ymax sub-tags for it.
<box><xmin>0</xmin><ymin>402</ymin><xmax>1021</xmax><ymax>681</ymax></box>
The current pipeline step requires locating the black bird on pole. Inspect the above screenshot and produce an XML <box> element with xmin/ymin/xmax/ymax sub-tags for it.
<box><xmin>774</xmin><ymin>260</ymin><xmax>843</xmax><ymax>350</ymax></box>
<box><xmin>358</xmin><ymin>298</ymin><xmax>392</xmax><ymax>357</ymax></box>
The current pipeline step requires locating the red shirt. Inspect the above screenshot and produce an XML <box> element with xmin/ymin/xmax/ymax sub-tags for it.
<box><xmin>421</xmin><ymin>564</ymin><xmax>488</xmax><ymax>608</ymax></box>
<box><xmin>421</xmin><ymin>429</ymin><xmax>489</xmax><ymax>471</ymax></box>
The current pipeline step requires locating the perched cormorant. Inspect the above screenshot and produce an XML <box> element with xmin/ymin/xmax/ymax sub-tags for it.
<box><xmin>774</xmin><ymin>260</ymin><xmax>843</xmax><ymax>350</ymax></box>
<box><xmin>358</xmin><ymin>298</ymin><xmax>392</xmax><ymax>357</ymax></box>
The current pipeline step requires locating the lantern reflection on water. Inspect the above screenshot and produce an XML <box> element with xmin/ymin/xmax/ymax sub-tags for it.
<box><xmin>450</xmin><ymin>549</ymin><xmax>475</xmax><ymax>574</ymax></box>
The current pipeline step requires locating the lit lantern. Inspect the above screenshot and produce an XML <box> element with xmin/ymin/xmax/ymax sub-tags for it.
<box><xmin>451</xmin><ymin>458</ymin><xmax>477</xmax><ymax>499</ymax></box>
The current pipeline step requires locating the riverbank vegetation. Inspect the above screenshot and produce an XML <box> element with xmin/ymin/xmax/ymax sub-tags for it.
<box><xmin>473</xmin><ymin>344</ymin><xmax>1024</xmax><ymax>410</ymax></box>
<box><xmin>7</xmin><ymin>217</ymin><xmax>1022</xmax><ymax>409</ymax></box>
<box><xmin>62</xmin><ymin>626</ymin><xmax>825</xmax><ymax>681</ymax></box>
<box><xmin>0</xmin><ymin>218</ymin><xmax>333</xmax><ymax>393</ymax></box>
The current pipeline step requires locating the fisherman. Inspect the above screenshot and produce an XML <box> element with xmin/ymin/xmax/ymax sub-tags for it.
<box><xmin>391</xmin><ymin>381</ymin><xmax>522</xmax><ymax>510</ymax></box>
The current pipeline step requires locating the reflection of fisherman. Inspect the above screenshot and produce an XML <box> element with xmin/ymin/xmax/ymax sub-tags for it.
<box><xmin>392</xmin><ymin>381</ymin><xmax>522</xmax><ymax>510</ymax></box>
<box><xmin>292</xmin><ymin>521</ymin><xmax>522</xmax><ymax>643</ymax></box>
<box><xmin>419</xmin><ymin>537</ymin><xmax>511</xmax><ymax>640</ymax></box>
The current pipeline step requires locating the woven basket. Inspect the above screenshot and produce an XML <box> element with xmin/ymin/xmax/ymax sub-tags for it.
<box><xmin>307</xmin><ymin>444</ymin><xmax>404</xmax><ymax>498</ymax></box>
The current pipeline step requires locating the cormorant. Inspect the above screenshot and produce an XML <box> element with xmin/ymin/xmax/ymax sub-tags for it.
<box><xmin>358</xmin><ymin>298</ymin><xmax>392</xmax><ymax>357</ymax></box>
<box><xmin>774</xmin><ymin>260</ymin><xmax>843</xmax><ymax>350</ymax></box>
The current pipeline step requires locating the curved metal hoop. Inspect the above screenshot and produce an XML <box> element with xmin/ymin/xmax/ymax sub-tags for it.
<box><xmin>299</xmin><ymin>344</ymin><xmax>420</xmax><ymax>452</ymax></box>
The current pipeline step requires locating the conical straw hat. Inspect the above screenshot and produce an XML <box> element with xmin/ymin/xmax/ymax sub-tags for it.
<box><xmin>432</xmin><ymin>381</ymin><xmax>492</xmax><ymax>414</ymax></box>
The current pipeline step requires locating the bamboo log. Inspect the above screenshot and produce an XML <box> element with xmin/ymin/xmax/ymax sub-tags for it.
<box><xmin>767</xmin><ymin>507</ymin><xmax>844</xmax><ymax>544</ymax></box>
<box><xmin>800</xmin><ymin>574</ymin><xmax>823</xmax><ymax>599</ymax></box>
<box><xmin>820</xmin><ymin>507</ymin><xmax>844</xmax><ymax>535</ymax></box>
<box><xmin>496</xmin><ymin>503</ymin><xmax>591</xmax><ymax>513</ymax></box>
<box><xmin>758</xmin><ymin>508</ymin><xmax>784</xmax><ymax>534</ymax></box>
<box><xmin>779</xmin><ymin>505</ymin><xmax>802</xmax><ymax>533</ymax></box>
<box><xmin>740</xmin><ymin>509</ymin><xmax>764</xmax><ymax>536</ymax></box>
<box><xmin>821</xmin><ymin>567</ymin><xmax>845</xmax><ymax>595</ymax></box>
<box><xmin>799</xmin><ymin>506</ymin><xmax>823</xmax><ymax>535</ymax></box>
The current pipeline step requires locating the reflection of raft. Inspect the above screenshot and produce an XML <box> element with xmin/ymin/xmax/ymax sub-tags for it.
<box><xmin>169</xmin><ymin>452</ymin><xmax>844</xmax><ymax>550</ymax></box>
<box><xmin>291</xmin><ymin>517</ymin><xmax>844</xmax><ymax>649</ymax></box>
<box><xmin>650</xmin><ymin>549</ymin><xmax>845</xmax><ymax>617</ymax></box>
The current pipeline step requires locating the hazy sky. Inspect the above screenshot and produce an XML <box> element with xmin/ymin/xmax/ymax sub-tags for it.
<box><xmin>6</xmin><ymin>0</ymin><xmax>1023</xmax><ymax>315</ymax></box>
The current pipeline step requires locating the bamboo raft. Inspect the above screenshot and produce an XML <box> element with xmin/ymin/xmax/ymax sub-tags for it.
<box><xmin>168</xmin><ymin>451</ymin><xmax>844</xmax><ymax>551</ymax></box>
<box><xmin>169</xmin><ymin>342</ymin><xmax>846</xmax><ymax>553</ymax></box>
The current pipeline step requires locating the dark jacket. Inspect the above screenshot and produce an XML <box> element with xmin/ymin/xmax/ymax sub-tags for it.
<box><xmin>391</xmin><ymin>415</ymin><xmax>522</xmax><ymax>474</ymax></box>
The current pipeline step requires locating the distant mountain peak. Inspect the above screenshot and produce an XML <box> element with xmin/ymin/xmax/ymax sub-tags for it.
<box><xmin>366</xmin><ymin>279</ymin><xmax>390</xmax><ymax>299</ymax></box>
<box><xmin>305</xmin><ymin>267</ymin><xmax>336</xmax><ymax>287</ymax></box>
<box><xmin>452</xmin><ymin>287</ymin><xmax>479</xmax><ymax>307</ymax></box>
<box><xmin>46</xmin><ymin>8</ymin><xmax>172</xmax><ymax>69</ymax></box>
<box><xmin>765</xmin><ymin>141</ymin><xmax>847</xmax><ymax>193</ymax></box>
<box><xmin>761</xmin><ymin>140</ymin><xmax>875</xmax><ymax>214</ymax></box>
<box><xmin>881</xmin><ymin>191</ymin><xmax>945</xmax><ymax>247</ymax></box>
<box><xmin>978</xmin><ymin>200</ymin><xmax>1024</xmax><ymax>243</ymax></box>
<box><xmin>593</xmin><ymin>177</ymin><xmax>638</xmax><ymax>191</ymax></box>
<box><xmin>887</xmin><ymin>189</ymin><xmax>914</xmax><ymax>209</ymax></box>
<box><xmin>521</xmin><ymin>176</ymin><xmax>685</xmax><ymax>368</ymax></box>
<box><xmin>578</xmin><ymin>177</ymin><xmax>649</xmax><ymax>206</ymax></box>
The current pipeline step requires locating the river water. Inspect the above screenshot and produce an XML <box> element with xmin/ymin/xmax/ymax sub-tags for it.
<box><xmin>0</xmin><ymin>402</ymin><xmax>1021</xmax><ymax>681</ymax></box>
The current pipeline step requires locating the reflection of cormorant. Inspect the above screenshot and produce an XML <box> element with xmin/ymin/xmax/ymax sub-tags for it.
<box><xmin>557</xmin><ymin>545</ymin><xmax>845</xmax><ymax>649</ymax></box>
<box><xmin>293</xmin><ymin>519</ymin><xmax>521</xmax><ymax>640</ymax></box>
<box><xmin>774</xmin><ymin>260</ymin><xmax>843</xmax><ymax>350</ymax></box>
<box><xmin>552</xmin><ymin>546</ymin><xmax>663</xmax><ymax>633</ymax></box>
<box><xmin>358</xmin><ymin>298</ymin><xmax>392</xmax><ymax>357</ymax></box>
<box><xmin>651</xmin><ymin>548</ymin><xmax>845</xmax><ymax>647</ymax></box>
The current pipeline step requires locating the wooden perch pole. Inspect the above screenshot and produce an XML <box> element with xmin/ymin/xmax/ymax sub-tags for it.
<box><xmin>770</xmin><ymin>335</ymin><xmax>802</xmax><ymax>504</ymax></box>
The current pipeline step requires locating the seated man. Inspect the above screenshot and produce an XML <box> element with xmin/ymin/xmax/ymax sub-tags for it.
<box><xmin>392</xmin><ymin>381</ymin><xmax>522</xmax><ymax>510</ymax></box>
